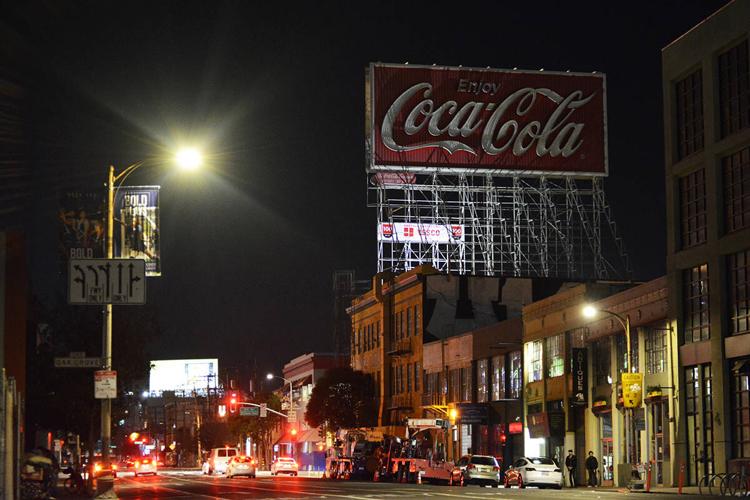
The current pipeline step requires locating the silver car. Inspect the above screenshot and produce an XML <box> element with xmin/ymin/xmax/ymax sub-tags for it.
<box><xmin>226</xmin><ymin>456</ymin><xmax>256</xmax><ymax>479</ymax></box>
<box><xmin>449</xmin><ymin>455</ymin><xmax>500</xmax><ymax>487</ymax></box>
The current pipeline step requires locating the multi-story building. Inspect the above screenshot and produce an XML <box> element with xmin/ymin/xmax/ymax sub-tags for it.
<box><xmin>422</xmin><ymin>318</ymin><xmax>524</xmax><ymax>465</ymax></box>
<box><xmin>522</xmin><ymin>279</ymin><xmax>673</xmax><ymax>487</ymax></box>
<box><xmin>662</xmin><ymin>0</ymin><xmax>750</xmax><ymax>484</ymax></box>
<box><xmin>349</xmin><ymin>265</ymin><xmax>555</xmax><ymax>431</ymax></box>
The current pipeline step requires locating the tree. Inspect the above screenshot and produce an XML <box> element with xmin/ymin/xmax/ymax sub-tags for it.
<box><xmin>305</xmin><ymin>367</ymin><xmax>376</xmax><ymax>434</ymax></box>
<box><xmin>228</xmin><ymin>392</ymin><xmax>282</xmax><ymax>468</ymax></box>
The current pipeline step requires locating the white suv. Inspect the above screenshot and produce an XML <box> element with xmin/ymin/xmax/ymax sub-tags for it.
<box><xmin>203</xmin><ymin>447</ymin><xmax>239</xmax><ymax>475</ymax></box>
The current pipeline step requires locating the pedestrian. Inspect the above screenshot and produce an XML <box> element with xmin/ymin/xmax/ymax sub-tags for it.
<box><xmin>565</xmin><ymin>449</ymin><xmax>577</xmax><ymax>487</ymax></box>
<box><xmin>585</xmin><ymin>451</ymin><xmax>599</xmax><ymax>487</ymax></box>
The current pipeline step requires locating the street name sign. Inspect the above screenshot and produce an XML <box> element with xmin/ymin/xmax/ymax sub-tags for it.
<box><xmin>94</xmin><ymin>370</ymin><xmax>117</xmax><ymax>399</ymax></box>
<box><xmin>55</xmin><ymin>357</ymin><xmax>102</xmax><ymax>368</ymax></box>
<box><xmin>68</xmin><ymin>258</ymin><xmax>146</xmax><ymax>305</ymax></box>
<box><xmin>240</xmin><ymin>406</ymin><xmax>260</xmax><ymax>417</ymax></box>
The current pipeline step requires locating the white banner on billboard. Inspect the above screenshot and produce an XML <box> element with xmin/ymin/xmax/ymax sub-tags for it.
<box><xmin>377</xmin><ymin>222</ymin><xmax>464</xmax><ymax>244</ymax></box>
<box><xmin>149</xmin><ymin>359</ymin><xmax>219</xmax><ymax>394</ymax></box>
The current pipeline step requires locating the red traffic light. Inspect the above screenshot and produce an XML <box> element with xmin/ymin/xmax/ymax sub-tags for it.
<box><xmin>229</xmin><ymin>392</ymin><xmax>238</xmax><ymax>414</ymax></box>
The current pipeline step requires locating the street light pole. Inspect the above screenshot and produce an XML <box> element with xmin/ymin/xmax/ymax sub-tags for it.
<box><xmin>266</xmin><ymin>374</ymin><xmax>294</xmax><ymax>457</ymax></box>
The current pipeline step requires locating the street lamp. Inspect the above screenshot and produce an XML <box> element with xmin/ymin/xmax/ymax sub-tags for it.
<box><xmin>101</xmin><ymin>150</ymin><xmax>202</xmax><ymax>465</ymax></box>
<box><xmin>581</xmin><ymin>304</ymin><xmax>639</xmax><ymax>468</ymax></box>
<box><xmin>266</xmin><ymin>373</ymin><xmax>295</xmax><ymax>457</ymax></box>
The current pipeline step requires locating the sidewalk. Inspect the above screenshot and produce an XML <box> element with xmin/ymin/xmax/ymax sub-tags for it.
<box><xmin>585</xmin><ymin>486</ymin><xmax>704</xmax><ymax>495</ymax></box>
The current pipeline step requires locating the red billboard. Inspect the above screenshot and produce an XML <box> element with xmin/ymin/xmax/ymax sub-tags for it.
<box><xmin>367</xmin><ymin>63</ymin><xmax>608</xmax><ymax>176</ymax></box>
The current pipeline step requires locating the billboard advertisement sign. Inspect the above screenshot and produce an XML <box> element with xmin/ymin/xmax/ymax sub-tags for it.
<box><xmin>149</xmin><ymin>359</ymin><xmax>219</xmax><ymax>394</ymax></box>
<box><xmin>378</xmin><ymin>222</ymin><xmax>464</xmax><ymax>244</ymax></box>
<box><xmin>115</xmin><ymin>186</ymin><xmax>161</xmax><ymax>276</ymax></box>
<box><xmin>368</xmin><ymin>63</ymin><xmax>607</xmax><ymax>176</ymax></box>
<box><xmin>571</xmin><ymin>347</ymin><xmax>588</xmax><ymax>407</ymax></box>
<box><xmin>59</xmin><ymin>191</ymin><xmax>104</xmax><ymax>261</ymax></box>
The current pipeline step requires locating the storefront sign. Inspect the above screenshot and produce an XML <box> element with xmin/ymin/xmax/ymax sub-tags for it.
<box><xmin>622</xmin><ymin>372</ymin><xmax>643</xmax><ymax>408</ymax></box>
<box><xmin>571</xmin><ymin>347</ymin><xmax>588</xmax><ymax>407</ymax></box>
<box><xmin>527</xmin><ymin>412</ymin><xmax>550</xmax><ymax>438</ymax></box>
<box><xmin>456</xmin><ymin>403</ymin><xmax>488</xmax><ymax>425</ymax></box>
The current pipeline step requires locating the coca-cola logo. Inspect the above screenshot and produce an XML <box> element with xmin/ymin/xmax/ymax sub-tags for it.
<box><xmin>371</xmin><ymin>64</ymin><xmax>606</xmax><ymax>174</ymax></box>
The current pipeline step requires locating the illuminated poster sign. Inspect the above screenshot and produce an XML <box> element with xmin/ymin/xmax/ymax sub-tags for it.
<box><xmin>115</xmin><ymin>186</ymin><xmax>161</xmax><ymax>276</ymax></box>
<box><xmin>149</xmin><ymin>359</ymin><xmax>219</xmax><ymax>394</ymax></box>
<box><xmin>378</xmin><ymin>222</ymin><xmax>464</xmax><ymax>244</ymax></box>
<box><xmin>571</xmin><ymin>348</ymin><xmax>588</xmax><ymax>407</ymax></box>
<box><xmin>59</xmin><ymin>191</ymin><xmax>104</xmax><ymax>260</ymax></box>
<box><xmin>368</xmin><ymin>63</ymin><xmax>607</xmax><ymax>176</ymax></box>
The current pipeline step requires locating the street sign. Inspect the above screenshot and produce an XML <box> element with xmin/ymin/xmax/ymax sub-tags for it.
<box><xmin>622</xmin><ymin>372</ymin><xmax>644</xmax><ymax>408</ymax></box>
<box><xmin>68</xmin><ymin>258</ymin><xmax>146</xmax><ymax>305</ymax></box>
<box><xmin>94</xmin><ymin>370</ymin><xmax>117</xmax><ymax>399</ymax></box>
<box><xmin>240</xmin><ymin>406</ymin><xmax>260</xmax><ymax>417</ymax></box>
<box><xmin>260</xmin><ymin>403</ymin><xmax>267</xmax><ymax>418</ymax></box>
<box><xmin>55</xmin><ymin>357</ymin><xmax>102</xmax><ymax>368</ymax></box>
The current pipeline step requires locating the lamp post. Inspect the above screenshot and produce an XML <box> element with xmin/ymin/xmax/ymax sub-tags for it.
<box><xmin>582</xmin><ymin>305</ymin><xmax>637</xmax><ymax>469</ymax></box>
<box><xmin>266</xmin><ymin>373</ymin><xmax>294</xmax><ymax>457</ymax></box>
<box><xmin>101</xmin><ymin>149</ymin><xmax>202</xmax><ymax>464</ymax></box>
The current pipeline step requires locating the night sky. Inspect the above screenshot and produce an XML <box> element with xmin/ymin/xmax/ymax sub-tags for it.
<box><xmin>9</xmin><ymin>1</ymin><xmax>728</xmax><ymax>379</ymax></box>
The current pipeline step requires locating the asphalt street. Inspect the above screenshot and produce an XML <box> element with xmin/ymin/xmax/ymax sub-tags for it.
<box><xmin>86</xmin><ymin>471</ymin><xmax>717</xmax><ymax>499</ymax></box>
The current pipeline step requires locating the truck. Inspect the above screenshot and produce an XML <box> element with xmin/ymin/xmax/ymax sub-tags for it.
<box><xmin>382</xmin><ymin>418</ymin><xmax>454</xmax><ymax>484</ymax></box>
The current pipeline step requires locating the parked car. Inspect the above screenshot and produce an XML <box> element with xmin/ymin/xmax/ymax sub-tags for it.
<box><xmin>226</xmin><ymin>456</ymin><xmax>257</xmax><ymax>479</ymax></box>
<box><xmin>133</xmin><ymin>456</ymin><xmax>157</xmax><ymax>477</ymax></box>
<box><xmin>203</xmin><ymin>447</ymin><xmax>239</xmax><ymax>475</ymax></box>
<box><xmin>449</xmin><ymin>455</ymin><xmax>500</xmax><ymax>487</ymax></box>
<box><xmin>270</xmin><ymin>457</ymin><xmax>298</xmax><ymax>476</ymax></box>
<box><xmin>504</xmin><ymin>457</ymin><xmax>562</xmax><ymax>489</ymax></box>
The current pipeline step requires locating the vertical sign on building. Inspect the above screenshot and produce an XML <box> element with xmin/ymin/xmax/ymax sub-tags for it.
<box><xmin>114</xmin><ymin>186</ymin><xmax>161</xmax><ymax>276</ymax></box>
<box><xmin>571</xmin><ymin>348</ymin><xmax>588</xmax><ymax>407</ymax></box>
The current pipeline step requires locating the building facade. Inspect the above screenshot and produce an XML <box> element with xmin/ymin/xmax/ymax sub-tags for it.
<box><xmin>522</xmin><ymin>279</ymin><xmax>675</xmax><ymax>487</ymax></box>
<box><xmin>422</xmin><ymin>318</ymin><xmax>524</xmax><ymax>465</ymax></box>
<box><xmin>662</xmin><ymin>0</ymin><xmax>750</xmax><ymax>484</ymax></box>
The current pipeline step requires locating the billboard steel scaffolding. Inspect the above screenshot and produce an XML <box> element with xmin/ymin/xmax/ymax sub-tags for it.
<box><xmin>370</xmin><ymin>173</ymin><xmax>631</xmax><ymax>280</ymax></box>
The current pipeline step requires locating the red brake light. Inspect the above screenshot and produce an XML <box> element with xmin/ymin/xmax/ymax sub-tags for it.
<box><xmin>135</xmin><ymin>461</ymin><xmax>140</xmax><ymax>468</ymax></box>
<box><xmin>251</xmin><ymin>459</ymin><xmax>256</xmax><ymax>465</ymax></box>
<box><xmin>111</xmin><ymin>464</ymin><xmax>118</xmax><ymax>470</ymax></box>
<box><xmin>142</xmin><ymin>459</ymin><xmax>150</xmax><ymax>464</ymax></box>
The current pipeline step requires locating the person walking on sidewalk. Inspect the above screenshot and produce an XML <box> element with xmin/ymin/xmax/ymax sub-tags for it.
<box><xmin>565</xmin><ymin>450</ymin><xmax>577</xmax><ymax>487</ymax></box>
<box><xmin>585</xmin><ymin>451</ymin><xmax>598</xmax><ymax>487</ymax></box>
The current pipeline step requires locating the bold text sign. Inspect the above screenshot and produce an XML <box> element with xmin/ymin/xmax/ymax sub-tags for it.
<box><xmin>369</xmin><ymin>63</ymin><xmax>607</xmax><ymax>176</ymax></box>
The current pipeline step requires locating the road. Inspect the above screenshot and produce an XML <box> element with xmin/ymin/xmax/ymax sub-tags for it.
<box><xmin>99</xmin><ymin>470</ymin><xmax>711</xmax><ymax>499</ymax></box>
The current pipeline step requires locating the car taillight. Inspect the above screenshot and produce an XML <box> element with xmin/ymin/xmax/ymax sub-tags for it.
<box><xmin>251</xmin><ymin>459</ymin><xmax>256</xmax><ymax>465</ymax></box>
<box><xmin>467</xmin><ymin>464</ymin><xmax>475</xmax><ymax>470</ymax></box>
<box><xmin>94</xmin><ymin>463</ymin><xmax>103</xmax><ymax>473</ymax></box>
<box><xmin>111</xmin><ymin>464</ymin><xmax>118</xmax><ymax>470</ymax></box>
<box><xmin>525</xmin><ymin>467</ymin><xmax>536</xmax><ymax>471</ymax></box>
<box><xmin>135</xmin><ymin>461</ymin><xmax>140</xmax><ymax>468</ymax></box>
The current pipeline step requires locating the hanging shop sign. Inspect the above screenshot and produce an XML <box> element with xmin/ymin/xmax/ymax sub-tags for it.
<box><xmin>367</xmin><ymin>63</ymin><xmax>607</xmax><ymax>176</ymax></box>
<box><xmin>114</xmin><ymin>186</ymin><xmax>161</xmax><ymax>276</ymax></box>
<box><xmin>571</xmin><ymin>348</ymin><xmax>588</xmax><ymax>407</ymax></box>
<box><xmin>622</xmin><ymin>372</ymin><xmax>643</xmax><ymax>408</ymax></box>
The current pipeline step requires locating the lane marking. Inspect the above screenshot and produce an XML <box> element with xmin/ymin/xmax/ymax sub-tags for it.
<box><xmin>118</xmin><ymin>475</ymin><xmax>230</xmax><ymax>499</ymax></box>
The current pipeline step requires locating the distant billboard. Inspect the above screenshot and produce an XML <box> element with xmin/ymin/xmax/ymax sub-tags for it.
<box><xmin>378</xmin><ymin>222</ymin><xmax>464</xmax><ymax>244</ymax></box>
<box><xmin>367</xmin><ymin>63</ymin><xmax>607</xmax><ymax>176</ymax></box>
<box><xmin>149</xmin><ymin>359</ymin><xmax>219</xmax><ymax>394</ymax></box>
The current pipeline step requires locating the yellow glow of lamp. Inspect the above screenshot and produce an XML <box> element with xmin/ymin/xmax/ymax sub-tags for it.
<box><xmin>175</xmin><ymin>148</ymin><xmax>203</xmax><ymax>171</ymax></box>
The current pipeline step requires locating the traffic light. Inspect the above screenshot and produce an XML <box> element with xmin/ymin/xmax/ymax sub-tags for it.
<box><xmin>229</xmin><ymin>392</ymin><xmax>238</xmax><ymax>414</ymax></box>
<box><xmin>291</xmin><ymin>428</ymin><xmax>298</xmax><ymax>440</ymax></box>
<box><xmin>129</xmin><ymin>432</ymin><xmax>140</xmax><ymax>442</ymax></box>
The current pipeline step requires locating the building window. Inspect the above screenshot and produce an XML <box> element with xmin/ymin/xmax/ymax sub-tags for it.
<box><xmin>406</xmin><ymin>363</ymin><xmax>412</xmax><ymax>392</ymax></box>
<box><xmin>646</xmin><ymin>328</ymin><xmax>667</xmax><ymax>374</ymax></box>
<box><xmin>414</xmin><ymin>362</ymin><xmax>420</xmax><ymax>391</ymax></box>
<box><xmin>545</xmin><ymin>334</ymin><xmax>564</xmax><ymax>378</ymax></box>
<box><xmin>732</xmin><ymin>360</ymin><xmax>750</xmax><ymax>458</ymax></box>
<box><xmin>683</xmin><ymin>264</ymin><xmax>710</xmax><ymax>343</ymax></box>
<box><xmin>406</xmin><ymin>308</ymin><xmax>411</xmax><ymax>337</ymax></box>
<box><xmin>594</xmin><ymin>338</ymin><xmax>611</xmax><ymax>386</ymax></box>
<box><xmin>491</xmin><ymin>355</ymin><xmax>506</xmax><ymax>401</ymax></box>
<box><xmin>509</xmin><ymin>351</ymin><xmax>522</xmax><ymax>399</ymax></box>
<box><xmin>477</xmin><ymin>359</ymin><xmax>489</xmax><ymax>403</ymax></box>
<box><xmin>680</xmin><ymin>169</ymin><xmax>707</xmax><ymax>248</ymax></box>
<box><xmin>724</xmin><ymin>147</ymin><xmax>750</xmax><ymax>233</ymax></box>
<box><xmin>675</xmin><ymin>69</ymin><xmax>704</xmax><ymax>160</ymax></box>
<box><xmin>719</xmin><ymin>39</ymin><xmax>749</xmax><ymax>137</ymax></box>
<box><xmin>377</xmin><ymin>321</ymin><xmax>381</xmax><ymax>348</ymax></box>
<box><xmin>616</xmin><ymin>333</ymin><xmax>639</xmax><ymax>374</ymax></box>
<box><xmin>685</xmin><ymin>364</ymin><xmax>715</xmax><ymax>482</ymax></box>
<box><xmin>414</xmin><ymin>306</ymin><xmax>420</xmax><ymax>336</ymax></box>
<box><xmin>461</xmin><ymin>367</ymin><xmax>471</xmax><ymax>402</ymax></box>
<box><xmin>449</xmin><ymin>368</ymin><xmax>461</xmax><ymax>403</ymax></box>
<box><xmin>526</xmin><ymin>340</ymin><xmax>543</xmax><ymax>383</ymax></box>
<box><xmin>729</xmin><ymin>249</ymin><xmax>750</xmax><ymax>335</ymax></box>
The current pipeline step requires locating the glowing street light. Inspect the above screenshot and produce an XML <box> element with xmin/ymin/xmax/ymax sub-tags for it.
<box><xmin>175</xmin><ymin>148</ymin><xmax>203</xmax><ymax>171</ymax></box>
<box><xmin>582</xmin><ymin>304</ymin><xmax>597</xmax><ymax>319</ymax></box>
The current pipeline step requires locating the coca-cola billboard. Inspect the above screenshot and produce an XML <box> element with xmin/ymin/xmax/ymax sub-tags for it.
<box><xmin>367</xmin><ymin>63</ymin><xmax>608</xmax><ymax>176</ymax></box>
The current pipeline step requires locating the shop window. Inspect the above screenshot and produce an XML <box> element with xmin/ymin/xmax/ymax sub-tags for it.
<box><xmin>491</xmin><ymin>355</ymin><xmax>506</xmax><ymax>401</ymax></box>
<box><xmin>723</xmin><ymin>147</ymin><xmax>750</xmax><ymax>233</ymax></box>
<box><xmin>685</xmin><ymin>364</ymin><xmax>714</xmax><ymax>483</ymax></box>
<box><xmin>646</xmin><ymin>328</ymin><xmax>668</xmax><ymax>374</ymax></box>
<box><xmin>675</xmin><ymin>69</ymin><xmax>704</xmax><ymax>160</ymax></box>
<box><xmin>728</xmin><ymin>249</ymin><xmax>750</xmax><ymax>335</ymax></box>
<box><xmin>719</xmin><ymin>39</ymin><xmax>749</xmax><ymax>137</ymax></box>
<box><xmin>683</xmin><ymin>264</ymin><xmax>710</xmax><ymax>343</ymax></box>
<box><xmin>545</xmin><ymin>334</ymin><xmax>564</xmax><ymax>378</ymax></box>
<box><xmin>680</xmin><ymin>169</ymin><xmax>707</xmax><ymax>248</ymax></box>
<box><xmin>509</xmin><ymin>351</ymin><xmax>522</xmax><ymax>399</ymax></box>
<box><xmin>526</xmin><ymin>340</ymin><xmax>543</xmax><ymax>383</ymax></box>
<box><xmin>732</xmin><ymin>360</ymin><xmax>750</xmax><ymax>458</ymax></box>
<box><xmin>477</xmin><ymin>359</ymin><xmax>489</xmax><ymax>403</ymax></box>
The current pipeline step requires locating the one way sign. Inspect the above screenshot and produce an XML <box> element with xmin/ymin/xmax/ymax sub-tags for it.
<box><xmin>68</xmin><ymin>259</ymin><xmax>146</xmax><ymax>305</ymax></box>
